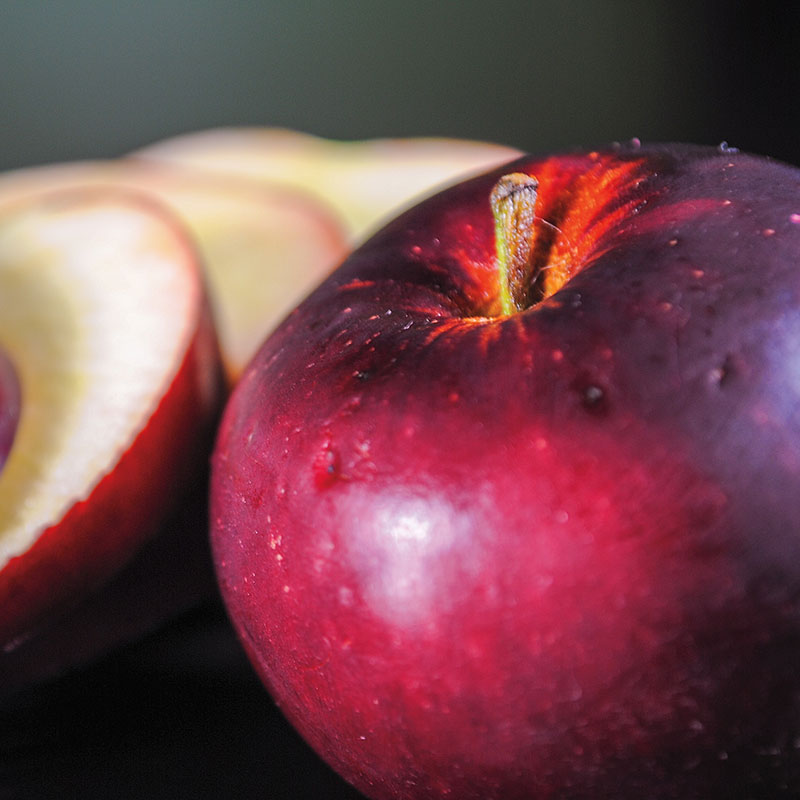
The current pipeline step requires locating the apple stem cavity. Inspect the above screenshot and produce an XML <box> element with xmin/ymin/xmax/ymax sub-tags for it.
<box><xmin>491</xmin><ymin>172</ymin><xmax>540</xmax><ymax>316</ymax></box>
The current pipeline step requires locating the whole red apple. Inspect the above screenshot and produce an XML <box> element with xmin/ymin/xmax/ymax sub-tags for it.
<box><xmin>211</xmin><ymin>143</ymin><xmax>800</xmax><ymax>798</ymax></box>
<box><xmin>0</xmin><ymin>345</ymin><xmax>20</xmax><ymax>472</ymax></box>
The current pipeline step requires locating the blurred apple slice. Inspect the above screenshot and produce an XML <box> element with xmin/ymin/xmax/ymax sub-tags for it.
<box><xmin>0</xmin><ymin>189</ymin><xmax>222</xmax><ymax>652</ymax></box>
<box><xmin>0</xmin><ymin>162</ymin><xmax>348</xmax><ymax>384</ymax></box>
<box><xmin>0</xmin><ymin>345</ymin><xmax>20</xmax><ymax>473</ymax></box>
<box><xmin>0</xmin><ymin>130</ymin><xmax>517</xmax><ymax>383</ymax></box>
<box><xmin>132</xmin><ymin>128</ymin><xmax>522</xmax><ymax>244</ymax></box>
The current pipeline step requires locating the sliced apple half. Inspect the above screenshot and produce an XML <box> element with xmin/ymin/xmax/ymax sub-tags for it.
<box><xmin>0</xmin><ymin>162</ymin><xmax>348</xmax><ymax>384</ymax></box>
<box><xmin>132</xmin><ymin>127</ymin><xmax>523</xmax><ymax>244</ymax></box>
<box><xmin>0</xmin><ymin>189</ymin><xmax>222</xmax><ymax>652</ymax></box>
<box><xmin>0</xmin><ymin>345</ymin><xmax>20</xmax><ymax>472</ymax></box>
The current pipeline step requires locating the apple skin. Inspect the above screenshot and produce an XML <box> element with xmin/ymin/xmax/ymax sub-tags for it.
<box><xmin>211</xmin><ymin>143</ymin><xmax>800</xmax><ymax>798</ymax></box>
<box><xmin>0</xmin><ymin>346</ymin><xmax>19</xmax><ymax>473</ymax></box>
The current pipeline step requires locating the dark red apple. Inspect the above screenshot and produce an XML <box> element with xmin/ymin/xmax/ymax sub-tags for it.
<box><xmin>210</xmin><ymin>143</ymin><xmax>800</xmax><ymax>798</ymax></box>
<box><xmin>0</xmin><ymin>345</ymin><xmax>19</xmax><ymax>473</ymax></box>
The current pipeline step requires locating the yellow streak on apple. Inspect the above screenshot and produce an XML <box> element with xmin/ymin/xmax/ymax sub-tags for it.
<box><xmin>0</xmin><ymin>196</ymin><xmax>196</xmax><ymax>564</ymax></box>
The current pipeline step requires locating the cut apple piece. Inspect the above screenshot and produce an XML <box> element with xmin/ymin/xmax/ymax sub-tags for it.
<box><xmin>132</xmin><ymin>127</ymin><xmax>523</xmax><ymax>244</ymax></box>
<box><xmin>0</xmin><ymin>345</ymin><xmax>20</xmax><ymax>473</ymax></box>
<box><xmin>0</xmin><ymin>189</ymin><xmax>222</xmax><ymax>651</ymax></box>
<box><xmin>0</xmin><ymin>161</ymin><xmax>348</xmax><ymax>384</ymax></box>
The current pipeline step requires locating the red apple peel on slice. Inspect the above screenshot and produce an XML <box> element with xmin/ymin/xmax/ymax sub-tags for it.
<box><xmin>0</xmin><ymin>189</ymin><xmax>222</xmax><ymax>652</ymax></box>
<box><xmin>0</xmin><ymin>346</ymin><xmax>20</xmax><ymax>473</ymax></box>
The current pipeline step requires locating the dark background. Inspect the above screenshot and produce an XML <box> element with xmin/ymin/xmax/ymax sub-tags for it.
<box><xmin>1</xmin><ymin>2</ymin><xmax>799</xmax><ymax>170</ymax></box>
<box><xmin>2</xmin><ymin>2</ymin><xmax>800</xmax><ymax>799</ymax></box>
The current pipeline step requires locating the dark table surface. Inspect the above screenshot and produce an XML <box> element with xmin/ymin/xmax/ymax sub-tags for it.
<box><xmin>0</xmin><ymin>600</ymin><xmax>363</xmax><ymax>800</ymax></box>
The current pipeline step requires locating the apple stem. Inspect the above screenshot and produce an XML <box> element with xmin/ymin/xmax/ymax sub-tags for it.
<box><xmin>491</xmin><ymin>173</ymin><xmax>539</xmax><ymax>316</ymax></box>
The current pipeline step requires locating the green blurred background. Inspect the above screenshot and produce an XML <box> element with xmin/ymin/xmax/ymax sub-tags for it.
<box><xmin>1</xmin><ymin>1</ymin><xmax>798</xmax><ymax>170</ymax></box>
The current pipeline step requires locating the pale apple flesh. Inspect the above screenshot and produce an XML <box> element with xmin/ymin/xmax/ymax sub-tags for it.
<box><xmin>0</xmin><ymin>161</ymin><xmax>349</xmax><ymax>384</ymax></box>
<box><xmin>0</xmin><ymin>345</ymin><xmax>20</xmax><ymax>473</ymax></box>
<box><xmin>211</xmin><ymin>144</ymin><xmax>800</xmax><ymax>797</ymax></box>
<box><xmin>0</xmin><ymin>189</ymin><xmax>222</xmax><ymax>651</ymax></box>
<box><xmin>132</xmin><ymin>127</ymin><xmax>522</xmax><ymax>244</ymax></box>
